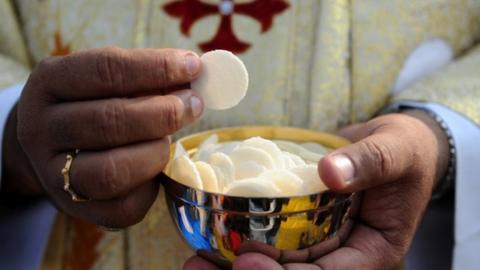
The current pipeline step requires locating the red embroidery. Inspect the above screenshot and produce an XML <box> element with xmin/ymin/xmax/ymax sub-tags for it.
<box><xmin>163</xmin><ymin>0</ymin><xmax>289</xmax><ymax>54</ymax></box>
<box><xmin>51</xmin><ymin>31</ymin><xmax>71</xmax><ymax>56</ymax></box>
<box><xmin>65</xmin><ymin>218</ymin><xmax>104</xmax><ymax>270</ymax></box>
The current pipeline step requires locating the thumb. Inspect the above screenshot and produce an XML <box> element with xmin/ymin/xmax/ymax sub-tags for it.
<box><xmin>319</xmin><ymin>126</ymin><xmax>415</xmax><ymax>193</ymax></box>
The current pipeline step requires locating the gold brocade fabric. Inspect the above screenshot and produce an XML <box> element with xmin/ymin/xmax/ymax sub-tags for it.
<box><xmin>394</xmin><ymin>44</ymin><xmax>480</xmax><ymax>125</ymax></box>
<box><xmin>351</xmin><ymin>0</ymin><xmax>480</xmax><ymax>122</ymax></box>
<box><xmin>0</xmin><ymin>54</ymin><xmax>29</xmax><ymax>90</ymax></box>
<box><xmin>0</xmin><ymin>0</ymin><xmax>29</xmax><ymax>67</ymax></box>
<box><xmin>0</xmin><ymin>0</ymin><xmax>478</xmax><ymax>269</ymax></box>
<box><xmin>0</xmin><ymin>0</ymin><xmax>29</xmax><ymax>90</ymax></box>
<box><xmin>308</xmin><ymin>0</ymin><xmax>351</xmax><ymax>131</ymax></box>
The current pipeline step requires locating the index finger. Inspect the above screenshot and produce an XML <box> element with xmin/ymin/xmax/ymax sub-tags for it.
<box><xmin>32</xmin><ymin>47</ymin><xmax>201</xmax><ymax>100</ymax></box>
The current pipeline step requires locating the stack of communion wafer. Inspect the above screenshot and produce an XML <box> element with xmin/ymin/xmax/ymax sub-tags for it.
<box><xmin>169</xmin><ymin>135</ymin><xmax>330</xmax><ymax>197</ymax></box>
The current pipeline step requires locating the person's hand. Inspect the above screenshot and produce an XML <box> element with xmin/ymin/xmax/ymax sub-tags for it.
<box><xmin>184</xmin><ymin>110</ymin><xmax>450</xmax><ymax>270</ymax></box>
<box><xmin>2</xmin><ymin>47</ymin><xmax>204</xmax><ymax>228</ymax></box>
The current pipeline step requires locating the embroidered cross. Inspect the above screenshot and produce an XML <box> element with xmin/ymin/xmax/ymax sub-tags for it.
<box><xmin>163</xmin><ymin>0</ymin><xmax>289</xmax><ymax>54</ymax></box>
<box><xmin>51</xmin><ymin>31</ymin><xmax>71</xmax><ymax>56</ymax></box>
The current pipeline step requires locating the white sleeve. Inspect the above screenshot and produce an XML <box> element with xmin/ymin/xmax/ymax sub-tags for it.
<box><xmin>389</xmin><ymin>101</ymin><xmax>480</xmax><ymax>270</ymax></box>
<box><xmin>0</xmin><ymin>83</ymin><xmax>23</xmax><ymax>190</ymax></box>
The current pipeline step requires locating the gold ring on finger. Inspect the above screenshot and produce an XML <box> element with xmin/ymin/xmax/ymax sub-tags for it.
<box><xmin>61</xmin><ymin>149</ymin><xmax>90</xmax><ymax>202</ymax></box>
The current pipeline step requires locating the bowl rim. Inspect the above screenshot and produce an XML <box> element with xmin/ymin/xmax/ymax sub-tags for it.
<box><xmin>171</xmin><ymin>125</ymin><xmax>350</xmax><ymax>155</ymax></box>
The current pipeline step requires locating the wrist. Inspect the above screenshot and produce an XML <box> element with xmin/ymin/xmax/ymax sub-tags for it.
<box><xmin>1</xmin><ymin>105</ymin><xmax>44</xmax><ymax>198</ymax></box>
<box><xmin>401</xmin><ymin>110</ymin><xmax>451</xmax><ymax>191</ymax></box>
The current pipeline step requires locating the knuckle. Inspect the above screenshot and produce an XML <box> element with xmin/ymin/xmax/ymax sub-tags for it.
<box><xmin>96</xmin><ymin>99</ymin><xmax>127</xmax><ymax>145</ymax></box>
<box><xmin>155</xmin><ymin>52</ymin><xmax>175</xmax><ymax>84</ymax></box>
<box><xmin>94</xmin><ymin>47</ymin><xmax>127</xmax><ymax>91</ymax></box>
<box><xmin>99</xmin><ymin>152</ymin><xmax>123</xmax><ymax>195</ymax></box>
<box><xmin>362</xmin><ymin>140</ymin><xmax>395</xmax><ymax>178</ymax></box>
<box><xmin>162</xmin><ymin>97</ymin><xmax>184</xmax><ymax>133</ymax></box>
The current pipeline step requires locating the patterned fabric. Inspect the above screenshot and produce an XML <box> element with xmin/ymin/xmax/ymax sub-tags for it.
<box><xmin>394</xmin><ymin>44</ymin><xmax>480</xmax><ymax>125</ymax></box>
<box><xmin>351</xmin><ymin>0</ymin><xmax>480</xmax><ymax>122</ymax></box>
<box><xmin>0</xmin><ymin>55</ymin><xmax>29</xmax><ymax>90</ymax></box>
<box><xmin>0</xmin><ymin>0</ymin><xmax>29</xmax><ymax>66</ymax></box>
<box><xmin>308</xmin><ymin>0</ymin><xmax>350</xmax><ymax>131</ymax></box>
<box><xmin>0</xmin><ymin>0</ymin><xmax>30</xmax><ymax>90</ymax></box>
<box><xmin>0</xmin><ymin>0</ymin><xmax>478</xmax><ymax>269</ymax></box>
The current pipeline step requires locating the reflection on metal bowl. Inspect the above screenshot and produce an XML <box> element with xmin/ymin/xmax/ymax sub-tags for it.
<box><xmin>162</xmin><ymin>126</ymin><xmax>358</xmax><ymax>266</ymax></box>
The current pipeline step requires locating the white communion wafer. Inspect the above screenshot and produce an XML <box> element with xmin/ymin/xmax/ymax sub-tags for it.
<box><xmin>210</xmin><ymin>165</ymin><xmax>229</xmax><ymax>191</ymax></box>
<box><xmin>281</xmin><ymin>154</ymin><xmax>297</xmax><ymax>169</ymax></box>
<box><xmin>282</xmin><ymin>151</ymin><xmax>305</xmax><ymax>169</ymax></box>
<box><xmin>235</xmin><ymin>161</ymin><xmax>267</xmax><ymax>180</ymax></box>
<box><xmin>273</xmin><ymin>140</ymin><xmax>306</xmax><ymax>156</ymax></box>
<box><xmin>170</xmin><ymin>155</ymin><xmax>203</xmax><ymax>190</ymax></box>
<box><xmin>173</xmin><ymin>141</ymin><xmax>188</xmax><ymax>159</ymax></box>
<box><xmin>298</xmin><ymin>150</ymin><xmax>324</xmax><ymax>164</ymax></box>
<box><xmin>291</xmin><ymin>164</ymin><xmax>328</xmax><ymax>195</ymax></box>
<box><xmin>258</xmin><ymin>170</ymin><xmax>303</xmax><ymax>196</ymax></box>
<box><xmin>208</xmin><ymin>152</ymin><xmax>235</xmax><ymax>187</ymax></box>
<box><xmin>224</xmin><ymin>178</ymin><xmax>281</xmax><ymax>197</ymax></box>
<box><xmin>240</xmin><ymin>137</ymin><xmax>284</xmax><ymax>169</ymax></box>
<box><xmin>195</xmin><ymin>161</ymin><xmax>220</xmax><ymax>193</ymax></box>
<box><xmin>274</xmin><ymin>140</ymin><xmax>323</xmax><ymax>163</ymax></box>
<box><xmin>191</xmin><ymin>50</ymin><xmax>249</xmax><ymax>110</ymax></box>
<box><xmin>216</xmin><ymin>141</ymin><xmax>240</xmax><ymax>155</ymax></box>
<box><xmin>165</xmin><ymin>141</ymin><xmax>188</xmax><ymax>176</ymax></box>
<box><xmin>301</xmin><ymin>142</ymin><xmax>330</xmax><ymax>155</ymax></box>
<box><xmin>193</xmin><ymin>134</ymin><xmax>219</xmax><ymax>161</ymax></box>
<box><xmin>230</xmin><ymin>146</ymin><xmax>275</xmax><ymax>170</ymax></box>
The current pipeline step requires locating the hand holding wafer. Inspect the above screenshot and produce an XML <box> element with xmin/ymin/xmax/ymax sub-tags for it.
<box><xmin>6</xmin><ymin>47</ymin><xmax>204</xmax><ymax>228</ymax></box>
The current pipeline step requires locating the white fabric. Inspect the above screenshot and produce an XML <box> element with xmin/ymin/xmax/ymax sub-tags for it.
<box><xmin>392</xmin><ymin>39</ymin><xmax>453</xmax><ymax>94</ymax></box>
<box><xmin>437</xmin><ymin>108</ymin><xmax>480</xmax><ymax>270</ymax></box>
<box><xmin>392</xmin><ymin>101</ymin><xmax>480</xmax><ymax>270</ymax></box>
<box><xmin>0</xmin><ymin>83</ymin><xmax>23</xmax><ymax>190</ymax></box>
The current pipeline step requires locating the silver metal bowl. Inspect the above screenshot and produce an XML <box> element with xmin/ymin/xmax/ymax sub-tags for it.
<box><xmin>162</xmin><ymin>126</ymin><xmax>357</xmax><ymax>266</ymax></box>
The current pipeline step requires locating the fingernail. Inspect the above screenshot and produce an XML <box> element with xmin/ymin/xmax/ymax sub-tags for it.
<box><xmin>190</xmin><ymin>95</ymin><xmax>203</xmax><ymax>118</ymax></box>
<box><xmin>331</xmin><ymin>155</ymin><xmax>355</xmax><ymax>183</ymax></box>
<box><xmin>185</xmin><ymin>53</ymin><xmax>200</xmax><ymax>76</ymax></box>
